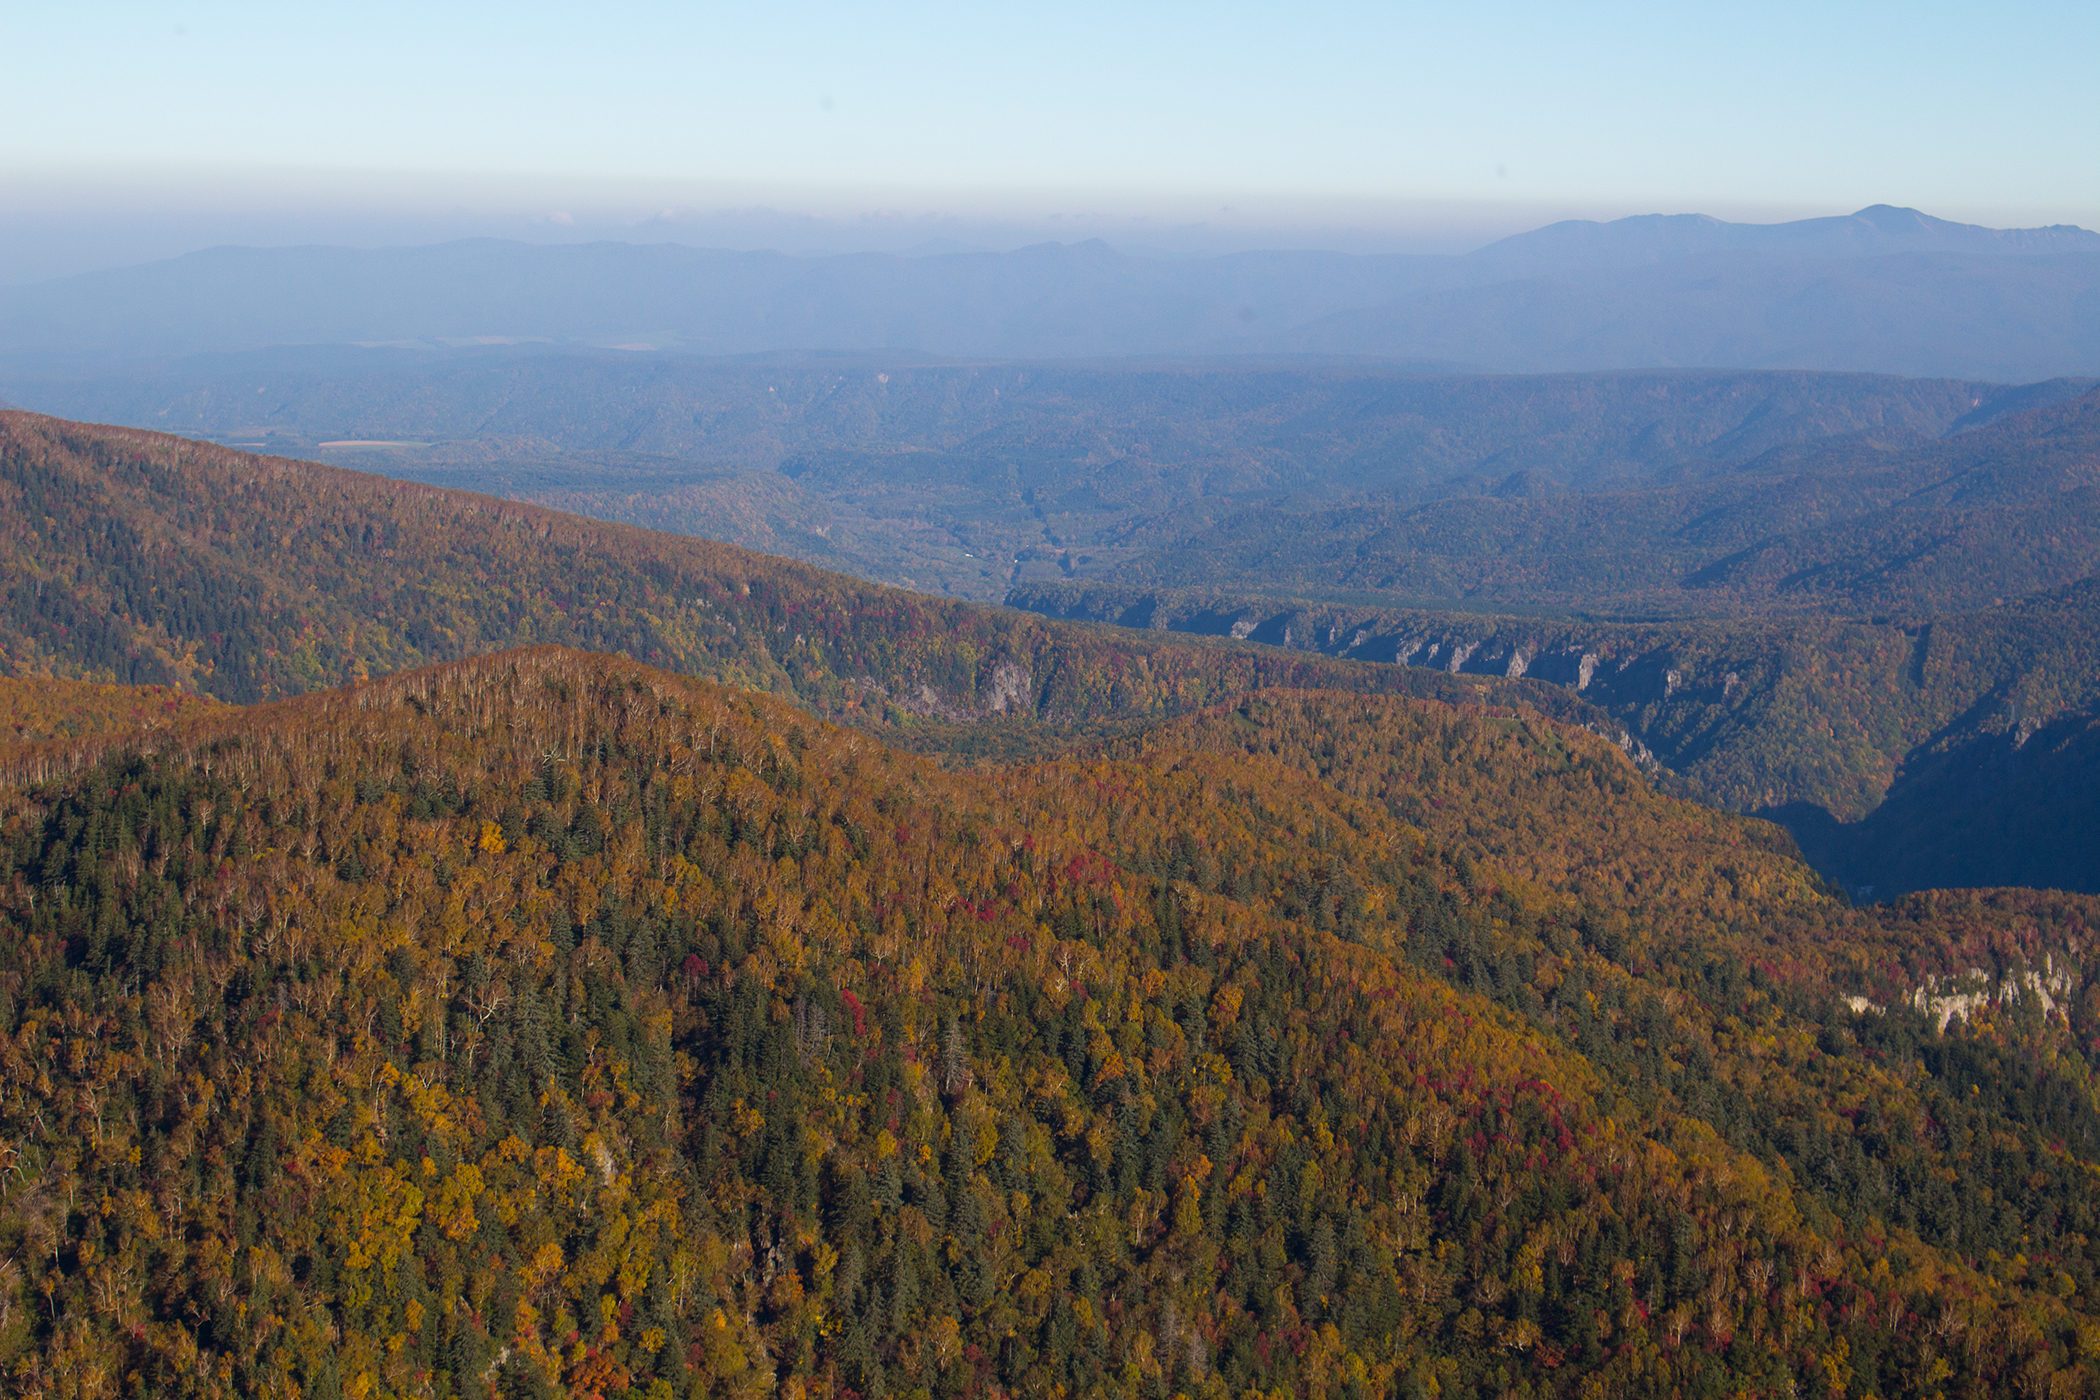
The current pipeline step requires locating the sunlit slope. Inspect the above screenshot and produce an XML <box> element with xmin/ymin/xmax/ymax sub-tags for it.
<box><xmin>0</xmin><ymin>410</ymin><xmax>1596</xmax><ymax>739</ymax></box>
<box><xmin>3</xmin><ymin>648</ymin><xmax>2098</xmax><ymax>1397</ymax></box>
<box><xmin>0</xmin><ymin>674</ymin><xmax>224</xmax><ymax>752</ymax></box>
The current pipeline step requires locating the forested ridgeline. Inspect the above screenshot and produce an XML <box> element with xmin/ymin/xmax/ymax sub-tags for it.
<box><xmin>4</xmin><ymin>648</ymin><xmax>2100</xmax><ymax>1398</ymax></box>
<box><xmin>0</xmin><ymin>675</ymin><xmax>224</xmax><ymax>754</ymax></box>
<box><xmin>0</xmin><ymin>411</ymin><xmax>1602</xmax><ymax>747</ymax></box>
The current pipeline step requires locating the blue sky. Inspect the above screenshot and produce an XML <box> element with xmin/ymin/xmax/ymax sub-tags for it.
<box><xmin>5</xmin><ymin>0</ymin><xmax>2096</xmax><ymax>278</ymax></box>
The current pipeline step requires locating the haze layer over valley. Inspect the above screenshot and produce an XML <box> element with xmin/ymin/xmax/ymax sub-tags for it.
<box><xmin>6</xmin><ymin>205</ymin><xmax>2097</xmax><ymax>380</ymax></box>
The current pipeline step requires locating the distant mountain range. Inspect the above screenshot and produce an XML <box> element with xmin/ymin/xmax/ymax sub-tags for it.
<box><xmin>1474</xmin><ymin>203</ymin><xmax>2100</xmax><ymax>265</ymax></box>
<box><xmin>4</xmin><ymin>205</ymin><xmax>2096</xmax><ymax>379</ymax></box>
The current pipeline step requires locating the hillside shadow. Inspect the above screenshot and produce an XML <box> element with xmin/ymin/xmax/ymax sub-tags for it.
<box><xmin>1760</xmin><ymin>708</ymin><xmax>2100</xmax><ymax>899</ymax></box>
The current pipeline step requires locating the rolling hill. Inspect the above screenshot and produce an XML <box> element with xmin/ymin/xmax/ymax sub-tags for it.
<box><xmin>4</xmin><ymin>646</ymin><xmax>2100</xmax><ymax>1397</ymax></box>
<box><xmin>1077</xmin><ymin>383</ymin><xmax>2100</xmax><ymax>619</ymax></box>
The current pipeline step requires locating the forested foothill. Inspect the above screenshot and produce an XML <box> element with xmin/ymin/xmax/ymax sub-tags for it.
<box><xmin>4</xmin><ymin>646</ymin><xmax>2100</xmax><ymax>1400</ymax></box>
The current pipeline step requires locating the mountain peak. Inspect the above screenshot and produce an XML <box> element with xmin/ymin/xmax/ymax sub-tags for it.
<box><xmin>1477</xmin><ymin>205</ymin><xmax>2100</xmax><ymax>266</ymax></box>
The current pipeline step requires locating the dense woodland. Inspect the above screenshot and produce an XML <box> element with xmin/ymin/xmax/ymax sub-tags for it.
<box><xmin>0</xmin><ymin>677</ymin><xmax>223</xmax><ymax>753</ymax></box>
<box><xmin>0</xmin><ymin>410</ymin><xmax>1611</xmax><ymax>738</ymax></box>
<box><xmin>14</xmin><ymin>403</ymin><xmax>2100</xmax><ymax>900</ymax></box>
<box><xmin>3</xmin><ymin>648</ymin><xmax>2100</xmax><ymax>1399</ymax></box>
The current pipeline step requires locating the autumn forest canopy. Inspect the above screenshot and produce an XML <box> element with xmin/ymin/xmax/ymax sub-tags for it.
<box><xmin>6</xmin><ymin>644</ymin><xmax>2100</xmax><ymax>1400</ymax></box>
<box><xmin>0</xmin><ymin>398</ymin><xmax>2098</xmax><ymax>1400</ymax></box>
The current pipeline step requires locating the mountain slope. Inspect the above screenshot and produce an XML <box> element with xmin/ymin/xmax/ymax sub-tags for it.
<box><xmin>0</xmin><ymin>410</ymin><xmax>1603</xmax><ymax>740</ymax></box>
<box><xmin>4</xmin><ymin>647</ymin><xmax>2100</xmax><ymax>1397</ymax></box>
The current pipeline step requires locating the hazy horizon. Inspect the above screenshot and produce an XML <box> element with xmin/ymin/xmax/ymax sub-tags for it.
<box><xmin>6</xmin><ymin>172</ymin><xmax>2097</xmax><ymax>289</ymax></box>
<box><xmin>0</xmin><ymin>170</ymin><xmax>1904</xmax><ymax>286</ymax></box>
<box><xmin>8</xmin><ymin>0</ymin><xmax>2097</xmax><ymax>283</ymax></box>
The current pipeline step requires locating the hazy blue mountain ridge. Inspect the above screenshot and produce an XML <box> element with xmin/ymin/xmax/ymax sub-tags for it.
<box><xmin>0</xmin><ymin>239</ymin><xmax>1463</xmax><ymax>359</ymax></box>
<box><xmin>1278</xmin><ymin>251</ymin><xmax>2100</xmax><ymax>381</ymax></box>
<box><xmin>4</xmin><ymin>206</ymin><xmax>2095</xmax><ymax>380</ymax></box>
<box><xmin>1472</xmin><ymin>203</ymin><xmax>2100</xmax><ymax>268</ymax></box>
